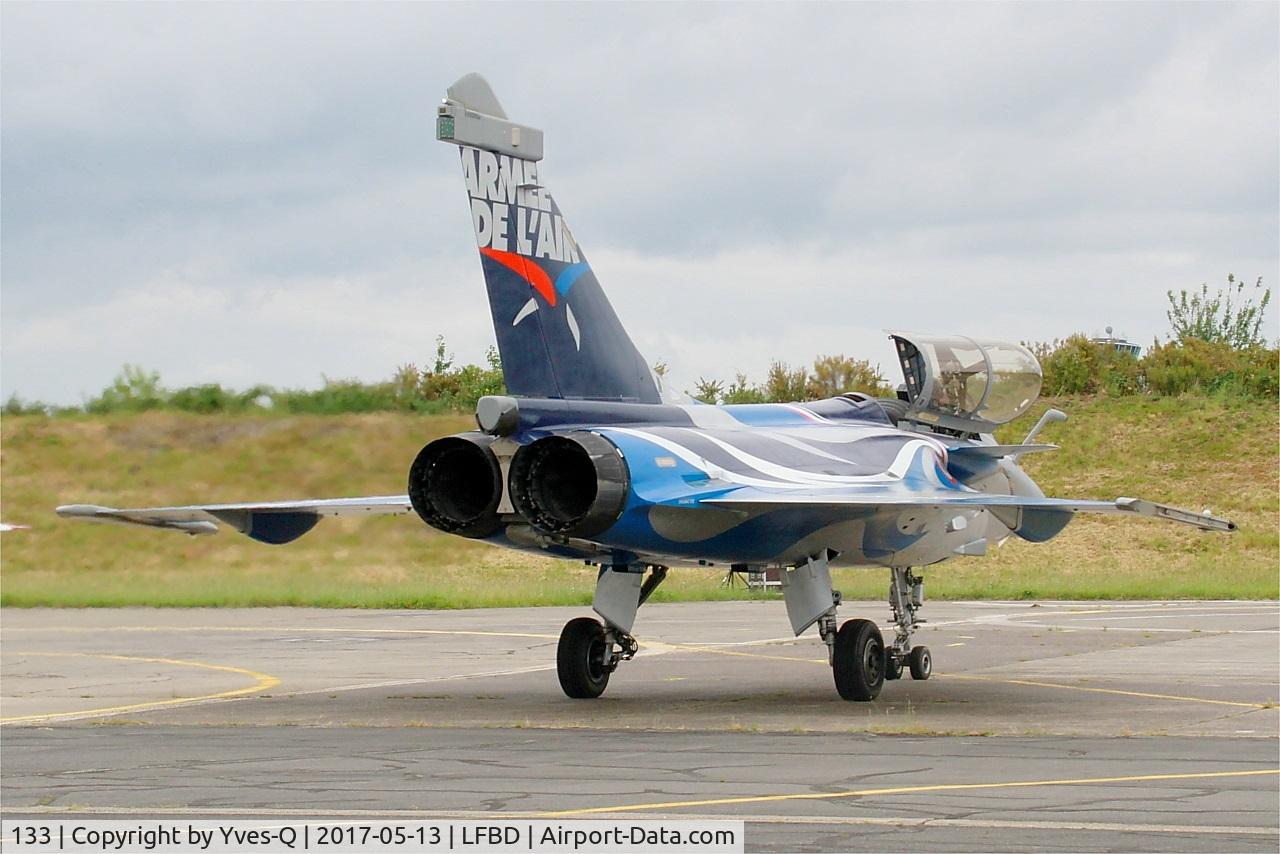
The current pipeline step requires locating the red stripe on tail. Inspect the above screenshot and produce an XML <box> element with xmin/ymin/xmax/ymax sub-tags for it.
<box><xmin>479</xmin><ymin>248</ymin><xmax>556</xmax><ymax>307</ymax></box>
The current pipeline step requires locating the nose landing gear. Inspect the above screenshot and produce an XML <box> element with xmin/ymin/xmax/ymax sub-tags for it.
<box><xmin>886</xmin><ymin>566</ymin><xmax>931</xmax><ymax>684</ymax></box>
<box><xmin>907</xmin><ymin>643</ymin><xmax>932</xmax><ymax>681</ymax></box>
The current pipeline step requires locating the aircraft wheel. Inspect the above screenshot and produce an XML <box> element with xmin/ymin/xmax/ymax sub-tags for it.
<box><xmin>884</xmin><ymin>650</ymin><xmax>903</xmax><ymax>681</ymax></box>
<box><xmin>908</xmin><ymin>645</ymin><xmax>932</xmax><ymax>681</ymax></box>
<box><xmin>557</xmin><ymin>617</ymin><xmax>611</xmax><ymax>699</ymax></box>
<box><xmin>832</xmin><ymin>619</ymin><xmax>884</xmax><ymax>701</ymax></box>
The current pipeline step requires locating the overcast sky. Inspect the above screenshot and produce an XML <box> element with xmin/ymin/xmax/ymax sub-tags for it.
<box><xmin>3</xmin><ymin>2</ymin><xmax>1277</xmax><ymax>405</ymax></box>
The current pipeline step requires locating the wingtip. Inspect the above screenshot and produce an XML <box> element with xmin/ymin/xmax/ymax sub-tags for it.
<box><xmin>56</xmin><ymin>504</ymin><xmax>112</xmax><ymax>518</ymax></box>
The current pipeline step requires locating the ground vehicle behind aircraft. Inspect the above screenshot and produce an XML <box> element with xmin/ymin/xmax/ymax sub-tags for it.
<box><xmin>59</xmin><ymin>74</ymin><xmax>1236</xmax><ymax>702</ymax></box>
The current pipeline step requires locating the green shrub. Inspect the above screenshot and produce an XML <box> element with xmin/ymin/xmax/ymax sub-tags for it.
<box><xmin>1033</xmin><ymin>335</ymin><xmax>1140</xmax><ymax>396</ymax></box>
<box><xmin>807</xmin><ymin>354</ymin><xmax>892</xmax><ymax>398</ymax></box>
<box><xmin>691</xmin><ymin>377</ymin><xmax>724</xmax><ymax>404</ymax></box>
<box><xmin>1142</xmin><ymin>339</ymin><xmax>1278</xmax><ymax>398</ymax></box>
<box><xmin>1033</xmin><ymin>334</ymin><xmax>1276</xmax><ymax>400</ymax></box>
<box><xmin>26</xmin><ymin>317</ymin><xmax>1277</xmax><ymax>419</ymax></box>
<box><xmin>392</xmin><ymin>342</ymin><xmax>505</xmax><ymax>411</ymax></box>
<box><xmin>764</xmin><ymin>361</ymin><xmax>809</xmax><ymax>402</ymax></box>
<box><xmin>2</xmin><ymin>394</ymin><xmax>51</xmax><ymax>416</ymax></box>
<box><xmin>1167</xmin><ymin>274</ymin><xmax>1272</xmax><ymax>349</ymax></box>
<box><xmin>270</xmin><ymin>379</ymin><xmax>399</xmax><ymax>414</ymax></box>
<box><xmin>451</xmin><ymin>360</ymin><xmax>506</xmax><ymax>409</ymax></box>
<box><xmin>257</xmin><ymin>338</ymin><xmax>506</xmax><ymax>414</ymax></box>
<box><xmin>1239</xmin><ymin>346</ymin><xmax>1280</xmax><ymax>398</ymax></box>
<box><xmin>85</xmin><ymin>365</ymin><xmax>165</xmax><ymax>413</ymax></box>
<box><xmin>168</xmin><ymin>384</ymin><xmax>237</xmax><ymax>414</ymax></box>
<box><xmin>722</xmin><ymin>372</ymin><xmax>767</xmax><ymax>404</ymax></box>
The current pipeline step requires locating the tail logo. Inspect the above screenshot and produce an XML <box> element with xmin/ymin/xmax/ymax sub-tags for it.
<box><xmin>463</xmin><ymin>147</ymin><xmax>580</xmax><ymax>263</ymax></box>
<box><xmin>463</xmin><ymin>146</ymin><xmax>589</xmax><ymax>351</ymax></box>
<box><xmin>479</xmin><ymin>249</ymin><xmax>589</xmax><ymax>350</ymax></box>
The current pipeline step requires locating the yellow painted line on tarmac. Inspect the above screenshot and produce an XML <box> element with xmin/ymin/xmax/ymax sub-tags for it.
<box><xmin>946</xmin><ymin>673</ymin><xmax>1272</xmax><ymax>709</ymax></box>
<box><xmin>2</xmin><ymin>626</ymin><xmax>561</xmax><ymax>640</ymax></box>
<box><xmin>543</xmin><ymin>768</ymin><xmax>1280</xmax><ymax>817</ymax></box>
<box><xmin>7</xmin><ymin>628</ymin><xmax>1269</xmax><ymax>711</ymax></box>
<box><xmin>640</xmin><ymin>642</ymin><xmax>1273</xmax><ymax>710</ymax></box>
<box><xmin>0</xmin><ymin>652</ymin><xmax>281</xmax><ymax>725</ymax></box>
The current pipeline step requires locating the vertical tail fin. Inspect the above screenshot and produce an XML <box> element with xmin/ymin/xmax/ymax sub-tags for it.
<box><xmin>436</xmin><ymin>74</ymin><xmax>660</xmax><ymax>404</ymax></box>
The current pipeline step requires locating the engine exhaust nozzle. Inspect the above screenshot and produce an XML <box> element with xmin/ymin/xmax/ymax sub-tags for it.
<box><xmin>407</xmin><ymin>432</ymin><xmax>503</xmax><ymax>538</ymax></box>
<box><xmin>508</xmin><ymin>432</ymin><xmax>628</xmax><ymax>538</ymax></box>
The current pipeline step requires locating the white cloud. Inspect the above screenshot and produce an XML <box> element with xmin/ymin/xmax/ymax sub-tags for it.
<box><xmin>2</xmin><ymin>2</ymin><xmax>1276</xmax><ymax>403</ymax></box>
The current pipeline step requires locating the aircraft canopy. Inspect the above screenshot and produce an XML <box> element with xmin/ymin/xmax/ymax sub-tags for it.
<box><xmin>889</xmin><ymin>332</ymin><xmax>1042</xmax><ymax>430</ymax></box>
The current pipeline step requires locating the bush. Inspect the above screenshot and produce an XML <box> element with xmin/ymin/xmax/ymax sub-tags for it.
<box><xmin>692</xmin><ymin>354</ymin><xmax>892</xmax><ymax>405</ymax></box>
<box><xmin>3</xmin><ymin>394</ymin><xmax>51</xmax><ymax>416</ymax></box>
<box><xmin>692</xmin><ymin>377</ymin><xmax>724</xmax><ymax>404</ymax></box>
<box><xmin>1032</xmin><ymin>335</ymin><xmax>1141</xmax><ymax>396</ymax></box>
<box><xmin>168</xmin><ymin>384</ymin><xmax>239</xmax><ymax>414</ymax></box>
<box><xmin>1142</xmin><ymin>339</ymin><xmax>1278</xmax><ymax>398</ymax></box>
<box><xmin>807</xmin><ymin>354</ymin><xmax>892</xmax><ymax>398</ymax></box>
<box><xmin>17</xmin><ymin>317</ymin><xmax>1273</xmax><ymax>419</ymax></box>
<box><xmin>270</xmin><ymin>379</ymin><xmax>399</xmax><ymax>414</ymax></box>
<box><xmin>722</xmin><ymin>372</ymin><xmax>767</xmax><ymax>404</ymax></box>
<box><xmin>1032</xmin><ymin>333</ymin><xmax>1277</xmax><ymax>401</ymax></box>
<box><xmin>764</xmin><ymin>361</ymin><xmax>809</xmax><ymax>402</ymax></box>
<box><xmin>451</xmin><ymin>359</ymin><xmax>506</xmax><ymax>409</ymax></box>
<box><xmin>1167</xmin><ymin>274</ymin><xmax>1272</xmax><ymax>349</ymax></box>
<box><xmin>261</xmin><ymin>338</ymin><xmax>506</xmax><ymax>414</ymax></box>
<box><xmin>392</xmin><ymin>341</ymin><xmax>505</xmax><ymax>411</ymax></box>
<box><xmin>1241</xmin><ymin>346</ymin><xmax>1280</xmax><ymax>398</ymax></box>
<box><xmin>85</xmin><ymin>365</ymin><xmax>165</xmax><ymax>413</ymax></box>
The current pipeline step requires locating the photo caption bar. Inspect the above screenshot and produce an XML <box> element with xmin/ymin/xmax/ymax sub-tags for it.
<box><xmin>1</xmin><ymin>820</ymin><xmax>743</xmax><ymax>854</ymax></box>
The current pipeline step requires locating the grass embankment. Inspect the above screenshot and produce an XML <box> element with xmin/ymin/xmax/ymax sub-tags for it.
<box><xmin>1</xmin><ymin>396</ymin><xmax>1276</xmax><ymax>607</ymax></box>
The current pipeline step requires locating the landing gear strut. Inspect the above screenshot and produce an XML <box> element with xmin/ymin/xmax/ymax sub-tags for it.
<box><xmin>780</xmin><ymin>556</ymin><xmax>932</xmax><ymax>701</ymax></box>
<box><xmin>556</xmin><ymin>564</ymin><xmax>666</xmax><ymax>699</ymax></box>
<box><xmin>780</xmin><ymin>552</ymin><xmax>889</xmax><ymax>701</ymax></box>
<box><xmin>556</xmin><ymin>617</ymin><xmax>638</xmax><ymax>698</ymax></box>
<box><xmin>886</xmin><ymin>566</ymin><xmax>931</xmax><ymax>681</ymax></box>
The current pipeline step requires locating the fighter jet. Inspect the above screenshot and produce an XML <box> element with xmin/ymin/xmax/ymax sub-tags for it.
<box><xmin>59</xmin><ymin>74</ymin><xmax>1236</xmax><ymax>702</ymax></box>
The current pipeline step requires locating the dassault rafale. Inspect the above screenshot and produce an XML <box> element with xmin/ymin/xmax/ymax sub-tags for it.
<box><xmin>60</xmin><ymin>74</ymin><xmax>1236</xmax><ymax>702</ymax></box>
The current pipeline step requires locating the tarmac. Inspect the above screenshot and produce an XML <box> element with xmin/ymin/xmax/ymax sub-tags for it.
<box><xmin>2</xmin><ymin>599</ymin><xmax>1278</xmax><ymax>852</ymax></box>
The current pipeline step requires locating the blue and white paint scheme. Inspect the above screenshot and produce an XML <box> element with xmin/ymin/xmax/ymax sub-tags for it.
<box><xmin>58</xmin><ymin>74</ymin><xmax>1237</xmax><ymax>703</ymax></box>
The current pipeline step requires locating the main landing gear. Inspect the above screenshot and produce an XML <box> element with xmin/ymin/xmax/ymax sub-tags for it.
<box><xmin>781</xmin><ymin>554</ymin><xmax>930</xmax><ymax>701</ymax></box>
<box><xmin>556</xmin><ymin>556</ymin><xmax>931</xmax><ymax>702</ymax></box>
<box><xmin>556</xmin><ymin>564</ymin><xmax>666</xmax><ymax>699</ymax></box>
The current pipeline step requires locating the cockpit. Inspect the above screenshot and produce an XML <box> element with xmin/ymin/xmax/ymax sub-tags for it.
<box><xmin>889</xmin><ymin>332</ymin><xmax>1042</xmax><ymax>434</ymax></box>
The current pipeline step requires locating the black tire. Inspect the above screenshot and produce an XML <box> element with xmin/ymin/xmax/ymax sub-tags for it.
<box><xmin>557</xmin><ymin>617</ymin><xmax>611</xmax><ymax>699</ymax></box>
<box><xmin>832</xmin><ymin>619</ymin><xmax>885</xmax><ymax>701</ymax></box>
<box><xmin>884</xmin><ymin>650</ymin><xmax>903</xmax><ymax>681</ymax></box>
<box><xmin>908</xmin><ymin>645</ymin><xmax>932</xmax><ymax>681</ymax></box>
